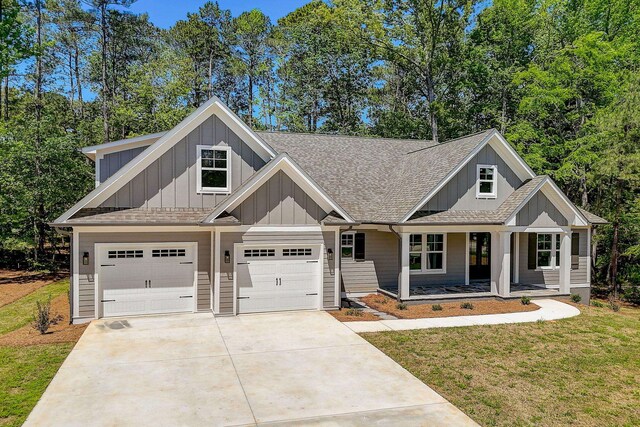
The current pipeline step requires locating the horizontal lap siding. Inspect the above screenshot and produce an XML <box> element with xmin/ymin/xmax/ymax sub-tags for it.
<box><xmin>341</xmin><ymin>230</ymin><xmax>398</xmax><ymax>294</ymax></box>
<box><xmin>518</xmin><ymin>232</ymin><xmax>559</xmax><ymax>286</ymax></box>
<box><xmin>409</xmin><ymin>233</ymin><xmax>465</xmax><ymax>286</ymax></box>
<box><xmin>322</xmin><ymin>231</ymin><xmax>336</xmax><ymax>309</ymax></box>
<box><xmin>571</xmin><ymin>229</ymin><xmax>588</xmax><ymax>285</ymax></box>
<box><xmin>101</xmin><ymin>115</ymin><xmax>265</xmax><ymax>209</ymax></box>
<box><xmin>77</xmin><ymin>232</ymin><xmax>212</xmax><ymax>318</ymax></box>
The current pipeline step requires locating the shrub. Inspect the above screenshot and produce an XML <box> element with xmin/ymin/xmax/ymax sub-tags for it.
<box><xmin>590</xmin><ymin>300</ymin><xmax>605</xmax><ymax>308</ymax></box>
<box><xmin>608</xmin><ymin>300</ymin><xmax>621</xmax><ymax>312</ymax></box>
<box><xmin>570</xmin><ymin>294</ymin><xmax>582</xmax><ymax>303</ymax></box>
<box><xmin>431</xmin><ymin>304</ymin><xmax>443</xmax><ymax>311</ymax></box>
<box><xmin>460</xmin><ymin>302</ymin><xmax>474</xmax><ymax>310</ymax></box>
<box><xmin>345</xmin><ymin>308</ymin><xmax>364</xmax><ymax>317</ymax></box>
<box><xmin>32</xmin><ymin>296</ymin><xmax>54</xmax><ymax>335</ymax></box>
<box><xmin>374</xmin><ymin>296</ymin><xmax>388</xmax><ymax>305</ymax></box>
<box><xmin>520</xmin><ymin>296</ymin><xmax>531</xmax><ymax>305</ymax></box>
<box><xmin>396</xmin><ymin>302</ymin><xmax>408</xmax><ymax>310</ymax></box>
<box><xmin>623</xmin><ymin>284</ymin><xmax>640</xmax><ymax>306</ymax></box>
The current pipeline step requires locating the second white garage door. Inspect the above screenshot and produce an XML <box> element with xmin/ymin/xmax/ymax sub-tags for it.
<box><xmin>236</xmin><ymin>245</ymin><xmax>321</xmax><ymax>314</ymax></box>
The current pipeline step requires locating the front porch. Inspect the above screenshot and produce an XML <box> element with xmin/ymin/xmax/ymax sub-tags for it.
<box><xmin>391</xmin><ymin>228</ymin><xmax>573</xmax><ymax>300</ymax></box>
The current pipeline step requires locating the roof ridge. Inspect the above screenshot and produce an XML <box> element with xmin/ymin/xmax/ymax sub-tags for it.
<box><xmin>405</xmin><ymin>129</ymin><xmax>495</xmax><ymax>155</ymax></box>
<box><xmin>257</xmin><ymin>130</ymin><xmax>434</xmax><ymax>143</ymax></box>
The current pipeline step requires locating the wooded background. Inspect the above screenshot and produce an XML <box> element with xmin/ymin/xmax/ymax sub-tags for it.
<box><xmin>0</xmin><ymin>0</ymin><xmax>638</xmax><ymax>299</ymax></box>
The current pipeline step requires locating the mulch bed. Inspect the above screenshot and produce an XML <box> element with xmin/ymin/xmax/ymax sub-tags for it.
<box><xmin>361</xmin><ymin>294</ymin><xmax>540</xmax><ymax>319</ymax></box>
<box><xmin>0</xmin><ymin>293</ymin><xmax>87</xmax><ymax>347</ymax></box>
<box><xmin>0</xmin><ymin>269</ymin><xmax>68</xmax><ymax>308</ymax></box>
<box><xmin>329</xmin><ymin>308</ymin><xmax>380</xmax><ymax>322</ymax></box>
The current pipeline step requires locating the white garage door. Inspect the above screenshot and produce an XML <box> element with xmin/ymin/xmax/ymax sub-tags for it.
<box><xmin>98</xmin><ymin>244</ymin><xmax>196</xmax><ymax>318</ymax></box>
<box><xmin>236</xmin><ymin>245</ymin><xmax>321</xmax><ymax>314</ymax></box>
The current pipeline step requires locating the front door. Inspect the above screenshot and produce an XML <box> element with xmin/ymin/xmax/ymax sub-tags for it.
<box><xmin>469</xmin><ymin>233</ymin><xmax>491</xmax><ymax>281</ymax></box>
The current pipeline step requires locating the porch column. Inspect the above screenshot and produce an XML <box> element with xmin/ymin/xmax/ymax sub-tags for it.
<box><xmin>399</xmin><ymin>232</ymin><xmax>410</xmax><ymax>300</ymax></box>
<box><xmin>559</xmin><ymin>231</ymin><xmax>571</xmax><ymax>294</ymax></box>
<box><xmin>491</xmin><ymin>231</ymin><xmax>512</xmax><ymax>297</ymax></box>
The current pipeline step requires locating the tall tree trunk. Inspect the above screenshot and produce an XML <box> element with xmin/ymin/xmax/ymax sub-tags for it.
<box><xmin>609</xmin><ymin>180</ymin><xmax>622</xmax><ymax>299</ymax></box>
<box><xmin>500</xmin><ymin>86</ymin><xmax>508</xmax><ymax>134</ymax></box>
<box><xmin>426</xmin><ymin>73</ymin><xmax>438</xmax><ymax>143</ymax></box>
<box><xmin>248</xmin><ymin>73</ymin><xmax>253</xmax><ymax>126</ymax></box>
<box><xmin>34</xmin><ymin>0</ymin><xmax>46</xmax><ymax>256</ymax></box>
<box><xmin>74</xmin><ymin>43</ymin><xmax>84</xmax><ymax>118</ymax></box>
<box><xmin>2</xmin><ymin>76</ymin><xmax>8</xmax><ymax>121</ymax></box>
<box><xmin>580</xmin><ymin>172</ymin><xmax>588</xmax><ymax>207</ymax></box>
<box><xmin>100</xmin><ymin>2</ymin><xmax>109</xmax><ymax>142</ymax></box>
<box><xmin>68</xmin><ymin>51</ymin><xmax>75</xmax><ymax>115</ymax></box>
<box><xmin>208</xmin><ymin>52</ymin><xmax>213</xmax><ymax>98</ymax></box>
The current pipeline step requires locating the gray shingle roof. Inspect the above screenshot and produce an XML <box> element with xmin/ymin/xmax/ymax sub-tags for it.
<box><xmin>63</xmin><ymin>208</ymin><xmax>213</xmax><ymax>225</ymax></box>
<box><xmin>578</xmin><ymin>208</ymin><xmax>608</xmax><ymax>224</ymax></box>
<box><xmin>257</xmin><ymin>130</ymin><xmax>493</xmax><ymax>223</ymax></box>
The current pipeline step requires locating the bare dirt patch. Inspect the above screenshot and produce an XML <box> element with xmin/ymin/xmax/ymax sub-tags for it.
<box><xmin>361</xmin><ymin>294</ymin><xmax>539</xmax><ymax>319</ymax></box>
<box><xmin>0</xmin><ymin>269</ymin><xmax>68</xmax><ymax>308</ymax></box>
<box><xmin>0</xmin><ymin>293</ymin><xmax>87</xmax><ymax>347</ymax></box>
<box><xmin>329</xmin><ymin>308</ymin><xmax>380</xmax><ymax>322</ymax></box>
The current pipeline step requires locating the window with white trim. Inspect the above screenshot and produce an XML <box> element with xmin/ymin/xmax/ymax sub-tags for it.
<box><xmin>476</xmin><ymin>164</ymin><xmax>497</xmax><ymax>198</ymax></box>
<box><xmin>197</xmin><ymin>145</ymin><xmax>230</xmax><ymax>193</ymax></box>
<box><xmin>409</xmin><ymin>233</ymin><xmax>446</xmax><ymax>273</ymax></box>
<box><xmin>341</xmin><ymin>232</ymin><xmax>354</xmax><ymax>259</ymax></box>
<box><xmin>537</xmin><ymin>233</ymin><xmax>562</xmax><ymax>269</ymax></box>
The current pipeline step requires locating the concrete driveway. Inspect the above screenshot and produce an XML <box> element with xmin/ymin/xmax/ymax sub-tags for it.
<box><xmin>25</xmin><ymin>311</ymin><xmax>476</xmax><ymax>426</ymax></box>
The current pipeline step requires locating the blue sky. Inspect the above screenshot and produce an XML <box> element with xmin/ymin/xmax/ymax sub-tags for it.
<box><xmin>125</xmin><ymin>0</ymin><xmax>310</xmax><ymax>27</ymax></box>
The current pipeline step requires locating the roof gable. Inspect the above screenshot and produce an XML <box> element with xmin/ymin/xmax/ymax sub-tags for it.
<box><xmin>55</xmin><ymin>97</ymin><xmax>276</xmax><ymax>223</ymax></box>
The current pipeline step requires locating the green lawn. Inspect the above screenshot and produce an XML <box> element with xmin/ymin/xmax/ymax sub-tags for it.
<box><xmin>363</xmin><ymin>303</ymin><xmax>640</xmax><ymax>427</ymax></box>
<box><xmin>0</xmin><ymin>279</ymin><xmax>75</xmax><ymax>427</ymax></box>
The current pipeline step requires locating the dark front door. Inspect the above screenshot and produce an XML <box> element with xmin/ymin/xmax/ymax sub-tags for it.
<box><xmin>469</xmin><ymin>233</ymin><xmax>491</xmax><ymax>281</ymax></box>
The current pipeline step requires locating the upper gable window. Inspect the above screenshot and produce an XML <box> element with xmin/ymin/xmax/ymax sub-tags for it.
<box><xmin>197</xmin><ymin>145</ymin><xmax>231</xmax><ymax>194</ymax></box>
<box><xmin>476</xmin><ymin>164</ymin><xmax>497</xmax><ymax>198</ymax></box>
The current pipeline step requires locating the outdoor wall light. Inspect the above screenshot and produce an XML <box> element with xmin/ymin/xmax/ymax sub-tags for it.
<box><xmin>327</xmin><ymin>248</ymin><xmax>333</xmax><ymax>261</ymax></box>
<box><xmin>224</xmin><ymin>250</ymin><xmax>230</xmax><ymax>263</ymax></box>
<box><xmin>82</xmin><ymin>252</ymin><xmax>89</xmax><ymax>265</ymax></box>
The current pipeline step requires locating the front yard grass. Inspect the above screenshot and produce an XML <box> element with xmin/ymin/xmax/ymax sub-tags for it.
<box><xmin>362</xmin><ymin>303</ymin><xmax>640</xmax><ymax>426</ymax></box>
<box><xmin>0</xmin><ymin>277</ymin><xmax>82</xmax><ymax>427</ymax></box>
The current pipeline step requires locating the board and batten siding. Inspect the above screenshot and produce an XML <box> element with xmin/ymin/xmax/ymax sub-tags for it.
<box><xmin>341</xmin><ymin>230</ymin><xmax>399</xmax><ymax>294</ymax></box>
<box><xmin>421</xmin><ymin>145</ymin><xmax>523</xmax><ymax>212</ymax></box>
<box><xmin>99</xmin><ymin>146</ymin><xmax>148</xmax><ymax>183</ymax></box>
<box><xmin>230</xmin><ymin>170</ymin><xmax>327</xmax><ymax>225</ymax></box>
<box><xmin>217</xmin><ymin>230</ymin><xmax>336</xmax><ymax>315</ymax></box>
<box><xmin>409</xmin><ymin>233</ymin><xmax>466</xmax><ymax>286</ymax></box>
<box><xmin>76</xmin><ymin>232</ymin><xmax>212</xmax><ymax>319</ymax></box>
<box><xmin>516</xmin><ymin>191</ymin><xmax>567</xmax><ymax>227</ymax></box>
<box><xmin>100</xmin><ymin>114</ymin><xmax>266</xmax><ymax>209</ymax></box>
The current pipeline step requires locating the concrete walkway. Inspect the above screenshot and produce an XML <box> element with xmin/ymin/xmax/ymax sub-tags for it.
<box><xmin>344</xmin><ymin>299</ymin><xmax>580</xmax><ymax>333</ymax></box>
<box><xmin>25</xmin><ymin>311</ymin><xmax>477</xmax><ymax>427</ymax></box>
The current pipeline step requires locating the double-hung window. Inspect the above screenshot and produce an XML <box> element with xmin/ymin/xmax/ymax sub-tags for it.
<box><xmin>197</xmin><ymin>145</ymin><xmax>231</xmax><ymax>193</ymax></box>
<box><xmin>409</xmin><ymin>233</ymin><xmax>446</xmax><ymax>273</ymax></box>
<box><xmin>341</xmin><ymin>233</ymin><xmax>354</xmax><ymax>259</ymax></box>
<box><xmin>476</xmin><ymin>164</ymin><xmax>497</xmax><ymax>198</ymax></box>
<box><xmin>537</xmin><ymin>233</ymin><xmax>561</xmax><ymax>269</ymax></box>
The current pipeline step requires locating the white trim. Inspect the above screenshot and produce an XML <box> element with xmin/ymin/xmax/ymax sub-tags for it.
<box><xmin>55</xmin><ymin>97</ymin><xmax>277</xmax><ymax>224</ymax></box>
<box><xmin>211</xmin><ymin>230</ymin><xmax>216</xmax><ymax>313</ymax></box>
<box><xmin>569</xmin><ymin>283</ymin><xmax>591</xmax><ymax>288</ymax></box>
<box><xmin>204</xmin><ymin>154</ymin><xmax>355</xmax><ymax>223</ymax></box>
<box><xmin>214</xmin><ymin>230</ymin><xmax>221</xmax><ymax>314</ymax></box>
<box><xmin>399</xmin><ymin>233</ymin><xmax>410</xmax><ymax>299</ymax></box>
<box><xmin>94</xmin><ymin>241</ymin><xmax>198</xmax><ymax>319</ymax></box>
<box><xmin>476</xmin><ymin>164</ymin><xmax>497</xmax><ymax>199</ymax></box>
<box><xmin>586</xmin><ymin>227</ymin><xmax>592</xmax><ymax>284</ymax></box>
<box><xmin>408</xmin><ymin>232</ymin><xmax>447</xmax><ymax>275</ymax></box>
<box><xmin>94</xmin><ymin>153</ymin><xmax>103</xmax><ymax>188</ymax></box>
<box><xmin>401</xmin><ymin>130</ymin><xmax>536</xmax><ymax>222</ymax></box>
<box><xmin>81</xmin><ymin>132</ymin><xmax>167</xmax><ymax>160</ymax></box>
<box><xmin>559</xmin><ymin>232</ymin><xmax>571</xmax><ymax>294</ymax></box>
<box><xmin>513</xmin><ymin>232</ymin><xmax>520</xmax><ymax>283</ymax></box>
<box><xmin>341</xmin><ymin>231</ymin><xmax>355</xmax><ymax>260</ymax></box>
<box><xmin>535</xmin><ymin>233</ymin><xmax>563</xmax><ymax>270</ymax></box>
<box><xmin>70</xmin><ymin>225</ymin><xmax>210</xmax><ymax>233</ymax></box>
<box><xmin>334</xmin><ymin>229</ymin><xmax>340</xmax><ymax>308</ymax></box>
<box><xmin>196</xmin><ymin>145</ymin><xmax>231</xmax><ymax>194</ymax></box>
<box><xmin>72</xmin><ymin>230</ymin><xmax>80</xmax><ymax>320</ymax></box>
<box><xmin>246</xmin><ymin>225</ymin><xmax>323</xmax><ymax>233</ymax></box>
<box><xmin>465</xmin><ymin>232</ymin><xmax>470</xmax><ymax>286</ymax></box>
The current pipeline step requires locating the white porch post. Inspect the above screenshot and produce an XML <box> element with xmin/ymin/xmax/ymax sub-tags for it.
<box><xmin>559</xmin><ymin>231</ymin><xmax>571</xmax><ymax>294</ymax></box>
<box><xmin>513</xmin><ymin>232</ymin><xmax>520</xmax><ymax>284</ymax></box>
<box><xmin>399</xmin><ymin>232</ymin><xmax>410</xmax><ymax>300</ymax></box>
<box><xmin>491</xmin><ymin>231</ymin><xmax>512</xmax><ymax>297</ymax></box>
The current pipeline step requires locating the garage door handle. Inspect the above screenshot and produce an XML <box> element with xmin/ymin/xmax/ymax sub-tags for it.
<box><xmin>101</xmin><ymin>299</ymin><xmax>116</xmax><ymax>302</ymax></box>
<box><xmin>101</xmin><ymin>264</ymin><xmax>115</xmax><ymax>267</ymax></box>
<box><xmin>179</xmin><ymin>295</ymin><xmax>193</xmax><ymax>299</ymax></box>
<box><xmin>237</xmin><ymin>296</ymin><xmax>250</xmax><ymax>299</ymax></box>
<box><xmin>306</xmin><ymin>260</ymin><xmax>319</xmax><ymax>263</ymax></box>
<box><xmin>306</xmin><ymin>293</ymin><xmax>318</xmax><ymax>296</ymax></box>
<box><xmin>180</xmin><ymin>262</ymin><xmax>193</xmax><ymax>264</ymax></box>
<box><xmin>237</xmin><ymin>262</ymin><xmax>249</xmax><ymax>265</ymax></box>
